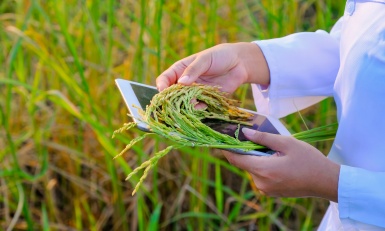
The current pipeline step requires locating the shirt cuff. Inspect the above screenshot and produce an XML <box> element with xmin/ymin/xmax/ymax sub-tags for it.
<box><xmin>338</xmin><ymin>165</ymin><xmax>353</xmax><ymax>219</ymax></box>
<box><xmin>338</xmin><ymin>165</ymin><xmax>385</xmax><ymax>227</ymax></box>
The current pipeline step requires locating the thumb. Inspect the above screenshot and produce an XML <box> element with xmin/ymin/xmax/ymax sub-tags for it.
<box><xmin>178</xmin><ymin>53</ymin><xmax>212</xmax><ymax>85</ymax></box>
<box><xmin>242</xmin><ymin>128</ymin><xmax>289</xmax><ymax>152</ymax></box>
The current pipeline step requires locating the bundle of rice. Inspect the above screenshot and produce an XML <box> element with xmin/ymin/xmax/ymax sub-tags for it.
<box><xmin>113</xmin><ymin>84</ymin><xmax>337</xmax><ymax>195</ymax></box>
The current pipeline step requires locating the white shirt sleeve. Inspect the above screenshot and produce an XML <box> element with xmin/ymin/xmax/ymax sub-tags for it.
<box><xmin>251</xmin><ymin>18</ymin><xmax>343</xmax><ymax>118</ymax></box>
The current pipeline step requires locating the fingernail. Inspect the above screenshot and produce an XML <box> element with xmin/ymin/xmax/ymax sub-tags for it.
<box><xmin>178</xmin><ymin>75</ymin><xmax>190</xmax><ymax>84</ymax></box>
<box><xmin>242</xmin><ymin>127</ymin><xmax>257</xmax><ymax>136</ymax></box>
<box><xmin>157</xmin><ymin>84</ymin><xmax>165</xmax><ymax>91</ymax></box>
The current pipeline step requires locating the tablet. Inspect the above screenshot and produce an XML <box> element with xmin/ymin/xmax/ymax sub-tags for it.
<box><xmin>115</xmin><ymin>78</ymin><xmax>291</xmax><ymax>156</ymax></box>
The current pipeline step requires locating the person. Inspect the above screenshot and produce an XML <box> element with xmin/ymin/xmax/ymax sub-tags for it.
<box><xmin>156</xmin><ymin>1</ymin><xmax>385</xmax><ymax>230</ymax></box>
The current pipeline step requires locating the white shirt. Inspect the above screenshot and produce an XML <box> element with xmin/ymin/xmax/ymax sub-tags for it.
<box><xmin>252</xmin><ymin>0</ymin><xmax>385</xmax><ymax>230</ymax></box>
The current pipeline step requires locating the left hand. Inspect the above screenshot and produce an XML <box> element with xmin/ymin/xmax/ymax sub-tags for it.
<box><xmin>223</xmin><ymin>128</ymin><xmax>340</xmax><ymax>202</ymax></box>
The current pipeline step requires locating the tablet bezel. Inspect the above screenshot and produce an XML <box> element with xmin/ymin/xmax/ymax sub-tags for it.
<box><xmin>115</xmin><ymin>79</ymin><xmax>156</xmax><ymax>132</ymax></box>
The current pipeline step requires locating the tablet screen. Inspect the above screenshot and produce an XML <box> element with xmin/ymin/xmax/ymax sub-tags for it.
<box><xmin>202</xmin><ymin>115</ymin><xmax>279</xmax><ymax>141</ymax></box>
<box><xmin>131</xmin><ymin>83</ymin><xmax>159</xmax><ymax>109</ymax></box>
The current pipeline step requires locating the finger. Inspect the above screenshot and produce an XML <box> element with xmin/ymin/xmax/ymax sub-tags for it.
<box><xmin>156</xmin><ymin>55</ymin><xmax>196</xmax><ymax>91</ymax></box>
<box><xmin>194</xmin><ymin>102</ymin><xmax>207</xmax><ymax>110</ymax></box>
<box><xmin>271</xmin><ymin>151</ymin><xmax>284</xmax><ymax>157</ymax></box>
<box><xmin>249</xmin><ymin>174</ymin><xmax>266</xmax><ymax>196</ymax></box>
<box><xmin>242</xmin><ymin>128</ymin><xmax>290</xmax><ymax>152</ymax></box>
<box><xmin>222</xmin><ymin>150</ymin><xmax>270</xmax><ymax>172</ymax></box>
<box><xmin>190</xmin><ymin>98</ymin><xmax>207</xmax><ymax>110</ymax></box>
<box><xmin>178</xmin><ymin>53</ymin><xmax>213</xmax><ymax>85</ymax></box>
<box><xmin>156</xmin><ymin>75</ymin><xmax>173</xmax><ymax>92</ymax></box>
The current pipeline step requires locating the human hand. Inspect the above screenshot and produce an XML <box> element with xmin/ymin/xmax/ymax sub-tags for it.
<box><xmin>156</xmin><ymin>42</ymin><xmax>270</xmax><ymax>93</ymax></box>
<box><xmin>223</xmin><ymin>128</ymin><xmax>340</xmax><ymax>202</ymax></box>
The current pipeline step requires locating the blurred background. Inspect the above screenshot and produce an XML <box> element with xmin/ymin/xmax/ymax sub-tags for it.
<box><xmin>1</xmin><ymin>0</ymin><xmax>343</xmax><ymax>230</ymax></box>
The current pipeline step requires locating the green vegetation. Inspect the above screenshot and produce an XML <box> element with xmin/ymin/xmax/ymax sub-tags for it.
<box><xmin>0</xmin><ymin>0</ymin><xmax>344</xmax><ymax>230</ymax></box>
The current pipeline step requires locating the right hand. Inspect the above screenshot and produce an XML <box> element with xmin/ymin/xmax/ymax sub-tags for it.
<box><xmin>156</xmin><ymin>42</ymin><xmax>270</xmax><ymax>93</ymax></box>
<box><xmin>223</xmin><ymin>128</ymin><xmax>340</xmax><ymax>202</ymax></box>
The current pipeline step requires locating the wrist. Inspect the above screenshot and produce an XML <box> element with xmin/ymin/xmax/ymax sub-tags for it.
<box><xmin>312</xmin><ymin>160</ymin><xmax>340</xmax><ymax>202</ymax></box>
<box><xmin>237</xmin><ymin>42</ymin><xmax>270</xmax><ymax>85</ymax></box>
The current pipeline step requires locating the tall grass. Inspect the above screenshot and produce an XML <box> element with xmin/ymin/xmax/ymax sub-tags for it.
<box><xmin>1</xmin><ymin>0</ymin><xmax>344</xmax><ymax>230</ymax></box>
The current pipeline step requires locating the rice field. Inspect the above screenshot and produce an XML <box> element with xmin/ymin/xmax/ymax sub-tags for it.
<box><xmin>1</xmin><ymin>0</ymin><xmax>344</xmax><ymax>230</ymax></box>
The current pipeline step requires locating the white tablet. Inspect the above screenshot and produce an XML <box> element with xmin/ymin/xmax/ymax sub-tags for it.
<box><xmin>115</xmin><ymin>78</ymin><xmax>291</xmax><ymax>156</ymax></box>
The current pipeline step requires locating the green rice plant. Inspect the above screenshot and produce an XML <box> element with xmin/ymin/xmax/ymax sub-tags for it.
<box><xmin>0</xmin><ymin>0</ymin><xmax>345</xmax><ymax>230</ymax></box>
